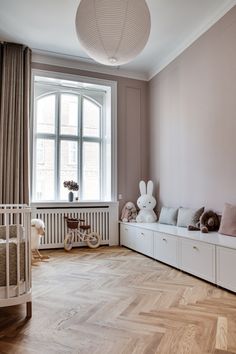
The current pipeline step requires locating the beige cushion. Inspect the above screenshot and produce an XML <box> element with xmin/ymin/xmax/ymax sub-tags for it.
<box><xmin>219</xmin><ymin>203</ymin><xmax>236</xmax><ymax>237</ymax></box>
<box><xmin>177</xmin><ymin>207</ymin><xmax>204</xmax><ymax>228</ymax></box>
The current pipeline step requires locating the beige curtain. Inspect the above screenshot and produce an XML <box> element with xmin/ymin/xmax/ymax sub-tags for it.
<box><xmin>0</xmin><ymin>43</ymin><xmax>31</xmax><ymax>204</ymax></box>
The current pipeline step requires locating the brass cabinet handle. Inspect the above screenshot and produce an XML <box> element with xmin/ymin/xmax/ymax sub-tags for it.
<box><xmin>193</xmin><ymin>246</ymin><xmax>198</xmax><ymax>250</ymax></box>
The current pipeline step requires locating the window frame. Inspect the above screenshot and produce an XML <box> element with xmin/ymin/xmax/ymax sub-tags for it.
<box><xmin>31</xmin><ymin>69</ymin><xmax>117</xmax><ymax>203</ymax></box>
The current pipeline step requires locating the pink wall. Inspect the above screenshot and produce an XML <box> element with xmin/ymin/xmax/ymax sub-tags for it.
<box><xmin>32</xmin><ymin>63</ymin><xmax>149</xmax><ymax>209</ymax></box>
<box><xmin>149</xmin><ymin>6</ymin><xmax>236</xmax><ymax>213</ymax></box>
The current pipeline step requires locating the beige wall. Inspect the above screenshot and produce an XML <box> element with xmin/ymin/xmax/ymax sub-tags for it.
<box><xmin>149</xmin><ymin>6</ymin><xmax>236</xmax><ymax>213</ymax></box>
<box><xmin>32</xmin><ymin>63</ymin><xmax>149</xmax><ymax>209</ymax></box>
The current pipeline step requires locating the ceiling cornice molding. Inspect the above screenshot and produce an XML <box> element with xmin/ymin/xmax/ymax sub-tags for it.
<box><xmin>148</xmin><ymin>0</ymin><xmax>236</xmax><ymax>81</ymax></box>
<box><xmin>32</xmin><ymin>50</ymin><xmax>149</xmax><ymax>82</ymax></box>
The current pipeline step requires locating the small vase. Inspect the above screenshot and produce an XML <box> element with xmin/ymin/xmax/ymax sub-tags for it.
<box><xmin>68</xmin><ymin>191</ymin><xmax>74</xmax><ymax>202</ymax></box>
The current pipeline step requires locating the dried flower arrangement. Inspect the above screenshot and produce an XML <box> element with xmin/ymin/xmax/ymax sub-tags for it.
<box><xmin>63</xmin><ymin>180</ymin><xmax>79</xmax><ymax>191</ymax></box>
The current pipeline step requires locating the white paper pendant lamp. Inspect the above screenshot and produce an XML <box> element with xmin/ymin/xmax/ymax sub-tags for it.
<box><xmin>75</xmin><ymin>0</ymin><xmax>151</xmax><ymax>66</ymax></box>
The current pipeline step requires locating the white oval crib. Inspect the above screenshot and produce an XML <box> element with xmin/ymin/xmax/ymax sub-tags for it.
<box><xmin>0</xmin><ymin>205</ymin><xmax>32</xmax><ymax>318</ymax></box>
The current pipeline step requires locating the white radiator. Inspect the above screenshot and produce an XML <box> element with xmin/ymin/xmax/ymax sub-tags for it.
<box><xmin>32</xmin><ymin>203</ymin><xmax>119</xmax><ymax>249</ymax></box>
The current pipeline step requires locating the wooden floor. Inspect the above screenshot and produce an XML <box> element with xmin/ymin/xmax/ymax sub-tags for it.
<box><xmin>0</xmin><ymin>247</ymin><xmax>236</xmax><ymax>354</ymax></box>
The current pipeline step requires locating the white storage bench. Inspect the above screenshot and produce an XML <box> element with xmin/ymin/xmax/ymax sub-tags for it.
<box><xmin>120</xmin><ymin>222</ymin><xmax>236</xmax><ymax>292</ymax></box>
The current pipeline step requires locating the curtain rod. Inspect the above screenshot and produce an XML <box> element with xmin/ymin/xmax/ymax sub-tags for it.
<box><xmin>0</xmin><ymin>41</ymin><xmax>28</xmax><ymax>49</ymax></box>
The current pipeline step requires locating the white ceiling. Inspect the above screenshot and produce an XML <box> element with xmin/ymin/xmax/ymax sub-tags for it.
<box><xmin>0</xmin><ymin>0</ymin><xmax>235</xmax><ymax>80</ymax></box>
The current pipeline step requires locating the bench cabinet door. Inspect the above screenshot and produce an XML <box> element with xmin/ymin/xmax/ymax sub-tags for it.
<box><xmin>180</xmin><ymin>239</ymin><xmax>215</xmax><ymax>283</ymax></box>
<box><xmin>217</xmin><ymin>246</ymin><xmax>236</xmax><ymax>292</ymax></box>
<box><xmin>135</xmin><ymin>228</ymin><xmax>154</xmax><ymax>258</ymax></box>
<box><xmin>154</xmin><ymin>232</ymin><xmax>179</xmax><ymax>268</ymax></box>
<box><xmin>120</xmin><ymin>224</ymin><xmax>136</xmax><ymax>249</ymax></box>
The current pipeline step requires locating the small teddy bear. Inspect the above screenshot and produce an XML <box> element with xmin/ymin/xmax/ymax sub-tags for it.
<box><xmin>121</xmin><ymin>202</ymin><xmax>137</xmax><ymax>222</ymax></box>
<box><xmin>188</xmin><ymin>210</ymin><xmax>220</xmax><ymax>233</ymax></box>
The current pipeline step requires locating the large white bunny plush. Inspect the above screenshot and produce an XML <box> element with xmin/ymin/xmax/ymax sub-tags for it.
<box><xmin>136</xmin><ymin>181</ymin><xmax>157</xmax><ymax>223</ymax></box>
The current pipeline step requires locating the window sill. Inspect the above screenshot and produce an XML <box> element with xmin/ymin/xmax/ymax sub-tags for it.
<box><xmin>30</xmin><ymin>201</ymin><xmax>119</xmax><ymax>209</ymax></box>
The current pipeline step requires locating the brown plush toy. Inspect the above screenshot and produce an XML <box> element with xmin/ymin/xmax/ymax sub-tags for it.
<box><xmin>188</xmin><ymin>210</ymin><xmax>220</xmax><ymax>233</ymax></box>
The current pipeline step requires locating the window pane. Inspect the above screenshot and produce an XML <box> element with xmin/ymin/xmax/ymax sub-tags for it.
<box><xmin>35</xmin><ymin>139</ymin><xmax>55</xmax><ymax>200</ymax></box>
<box><xmin>36</xmin><ymin>95</ymin><xmax>55</xmax><ymax>134</ymax></box>
<box><xmin>60</xmin><ymin>141</ymin><xmax>78</xmax><ymax>200</ymax></box>
<box><xmin>60</xmin><ymin>94</ymin><xmax>78</xmax><ymax>135</ymax></box>
<box><xmin>83</xmin><ymin>98</ymin><xmax>100</xmax><ymax>137</ymax></box>
<box><xmin>83</xmin><ymin>142</ymin><xmax>100</xmax><ymax>200</ymax></box>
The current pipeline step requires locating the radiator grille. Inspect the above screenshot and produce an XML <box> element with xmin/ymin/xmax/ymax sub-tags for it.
<box><xmin>34</xmin><ymin>207</ymin><xmax>110</xmax><ymax>249</ymax></box>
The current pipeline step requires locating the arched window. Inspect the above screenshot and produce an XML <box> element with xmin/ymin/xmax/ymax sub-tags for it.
<box><xmin>32</xmin><ymin>75</ymin><xmax>115</xmax><ymax>202</ymax></box>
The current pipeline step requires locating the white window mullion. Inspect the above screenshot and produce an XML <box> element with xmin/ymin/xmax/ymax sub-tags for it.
<box><xmin>100</xmin><ymin>104</ymin><xmax>104</xmax><ymax>200</ymax></box>
<box><xmin>99</xmin><ymin>141</ymin><xmax>102</xmax><ymax>200</ymax></box>
<box><xmin>79</xmin><ymin>94</ymin><xmax>83</xmax><ymax>200</ymax></box>
<box><xmin>55</xmin><ymin>93</ymin><xmax>60</xmax><ymax>200</ymax></box>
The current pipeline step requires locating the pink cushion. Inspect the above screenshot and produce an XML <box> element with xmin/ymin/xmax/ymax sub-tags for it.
<box><xmin>219</xmin><ymin>203</ymin><xmax>236</xmax><ymax>237</ymax></box>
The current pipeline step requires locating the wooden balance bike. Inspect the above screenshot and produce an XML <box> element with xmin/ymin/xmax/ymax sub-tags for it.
<box><xmin>64</xmin><ymin>216</ymin><xmax>101</xmax><ymax>251</ymax></box>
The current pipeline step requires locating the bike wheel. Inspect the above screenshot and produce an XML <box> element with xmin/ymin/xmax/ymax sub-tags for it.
<box><xmin>86</xmin><ymin>232</ymin><xmax>101</xmax><ymax>249</ymax></box>
<box><xmin>64</xmin><ymin>234</ymin><xmax>73</xmax><ymax>251</ymax></box>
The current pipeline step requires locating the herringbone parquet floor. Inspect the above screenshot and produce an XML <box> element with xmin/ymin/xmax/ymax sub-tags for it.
<box><xmin>0</xmin><ymin>246</ymin><xmax>236</xmax><ymax>354</ymax></box>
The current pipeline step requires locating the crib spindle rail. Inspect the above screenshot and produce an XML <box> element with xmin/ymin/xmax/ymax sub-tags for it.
<box><xmin>0</xmin><ymin>204</ymin><xmax>32</xmax><ymax>317</ymax></box>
